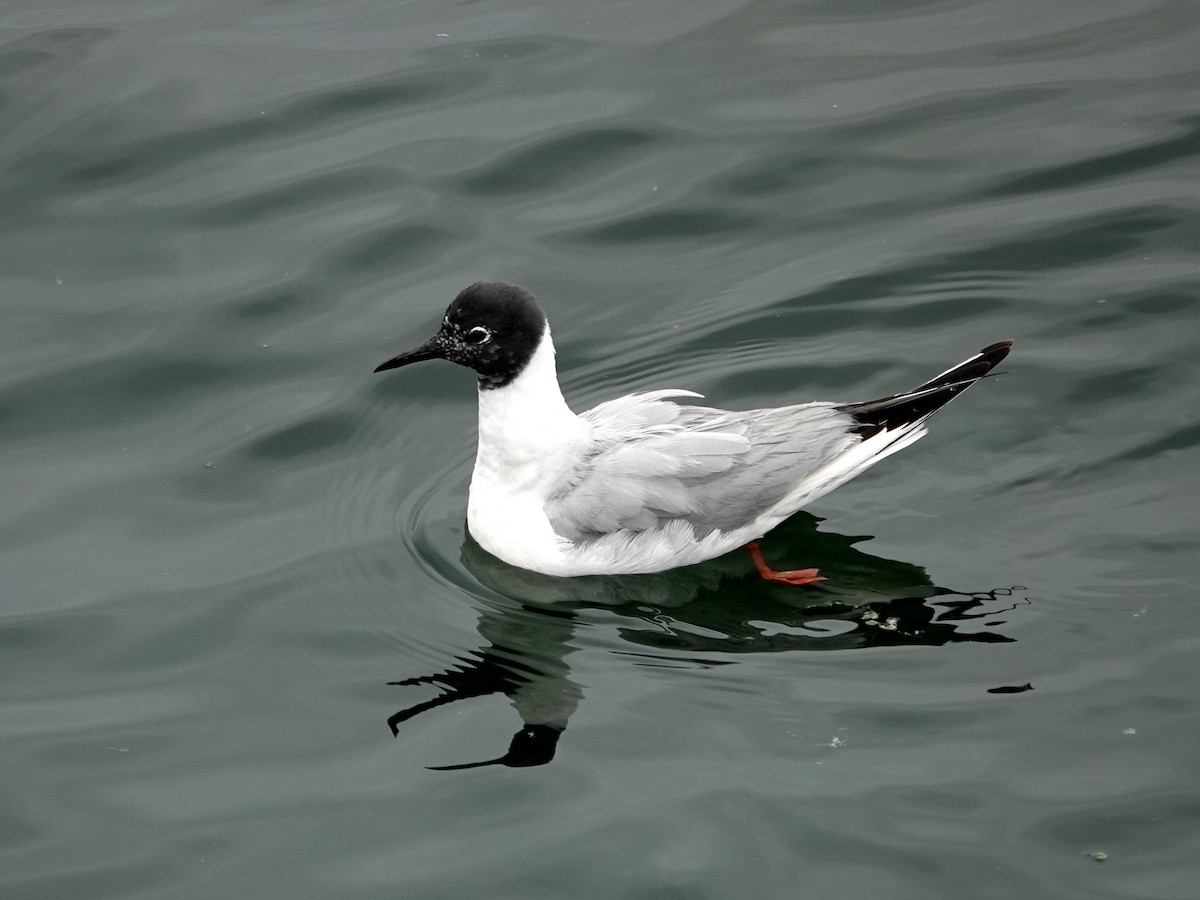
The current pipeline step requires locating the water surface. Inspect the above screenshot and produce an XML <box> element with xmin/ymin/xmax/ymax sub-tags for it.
<box><xmin>2</xmin><ymin>1</ymin><xmax>1198</xmax><ymax>897</ymax></box>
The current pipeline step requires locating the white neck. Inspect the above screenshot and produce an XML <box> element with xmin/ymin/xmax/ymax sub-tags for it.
<box><xmin>474</xmin><ymin>326</ymin><xmax>584</xmax><ymax>471</ymax></box>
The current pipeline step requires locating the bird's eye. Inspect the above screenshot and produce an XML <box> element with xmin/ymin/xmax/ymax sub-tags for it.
<box><xmin>463</xmin><ymin>326</ymin><xmax>492</xmax><ymax>345</ymax></box>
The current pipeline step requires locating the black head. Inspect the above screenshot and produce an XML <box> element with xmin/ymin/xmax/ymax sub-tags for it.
<box><xmin>373</xmin><ymin>281</ymin><xmax>547</xmax><ymax>389</ymax></box>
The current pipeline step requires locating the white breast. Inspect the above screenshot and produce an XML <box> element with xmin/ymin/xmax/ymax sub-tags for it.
<box><xmin>465</xmin><ymin>328</ymin><xmax>588</xmax><ymax>574</ymax></box>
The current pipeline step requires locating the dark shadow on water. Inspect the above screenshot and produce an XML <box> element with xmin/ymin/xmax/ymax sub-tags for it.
<box><xmin>388</xmin><ymin>514</ymin><xmax>1028</xmax><ymax>770</ymax></box>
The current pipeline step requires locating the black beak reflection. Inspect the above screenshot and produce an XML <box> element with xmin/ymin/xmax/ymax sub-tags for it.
<box><xmin>425</xmin><ymin>724</ymin><xmax>563</xmax><ymax>771</ymax></box>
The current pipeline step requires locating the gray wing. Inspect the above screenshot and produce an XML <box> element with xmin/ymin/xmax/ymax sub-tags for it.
<box><xmin>545</xmin><ymin>390</ymin><xmax>856</xmax><ymax>539</ymax></box>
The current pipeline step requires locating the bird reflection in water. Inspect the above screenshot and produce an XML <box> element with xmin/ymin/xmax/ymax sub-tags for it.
<box><xmin>388</xmin><ymin>514</ymin><xmax>1027</xmax><ymax>769</ymax></box>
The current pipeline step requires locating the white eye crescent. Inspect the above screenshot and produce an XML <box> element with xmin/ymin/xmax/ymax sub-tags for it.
<box><xmin>464</xmin><ymin>326</ymin><xmax>492</xmax><ymax>345</ymax></box>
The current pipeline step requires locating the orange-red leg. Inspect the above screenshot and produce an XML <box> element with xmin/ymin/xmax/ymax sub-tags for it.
<box><xmin>746</xmin><ymin>542</ymin><xmax>826</xmax><ymax>586</ymax></box>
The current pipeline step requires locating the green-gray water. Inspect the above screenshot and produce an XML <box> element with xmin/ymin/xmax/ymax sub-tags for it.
<box><xmin>3</xmin><ymin>1</ymin><xmax>1198</xmax><ymax>897</ymax></box>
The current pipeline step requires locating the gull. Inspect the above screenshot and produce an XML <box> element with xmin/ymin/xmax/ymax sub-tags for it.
<box><xmin>375</xmin><ymin>281</ymin><xmax>1011</xmax><ymax>584</ymax></box>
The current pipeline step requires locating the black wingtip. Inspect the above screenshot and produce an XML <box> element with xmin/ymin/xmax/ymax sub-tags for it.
<box><xmin>916</xmin><ymin>339</ymin><xmax>1013</xmax><ymax>392</ymax></box>
<box><xmin>839</xmin><ymin>339</ymin><xmax>1014</xmax><ymax>435</ymax></box>
<box><xmin>979</xmin><ymin>338</ymin><xmax>1014</xmax><ymax>367</ymax></box>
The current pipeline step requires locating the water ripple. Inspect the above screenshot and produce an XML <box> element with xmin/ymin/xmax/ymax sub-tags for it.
<box><xmin>4</xmin><ymin>0</ymin><xmax>1200</xmax><ymax>896</ymax></box>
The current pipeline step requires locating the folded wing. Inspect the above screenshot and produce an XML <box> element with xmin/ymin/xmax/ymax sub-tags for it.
<box><xmin>545</xmin><ymin>390</ymin><xmax>857</xmax><ymax>539</ymax></box>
